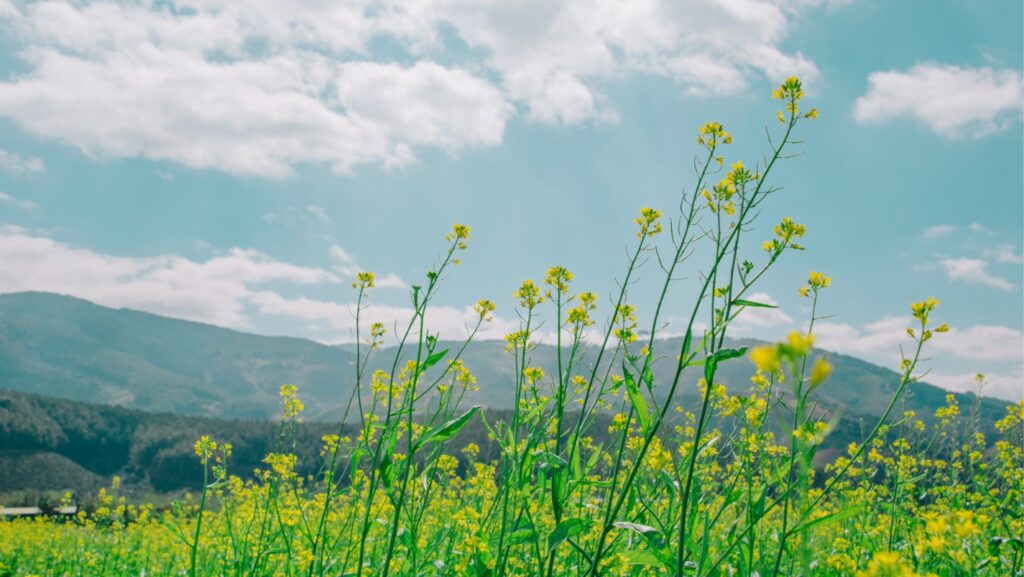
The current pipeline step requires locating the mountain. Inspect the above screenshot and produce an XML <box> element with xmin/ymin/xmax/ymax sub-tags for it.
<box><xmin>0</xmin><ymin>291</ymin><xmax>1012</xmax><ymax>498</ymax></box>
<box><xmin>0</xmin><ymin>292</ymin><xmax>1009</xmax><ymax>427</ymax></box>
<box><xmin>0</xmin><ymin>292</ymin><xmax>356</xmax><ymax>420</ymax></box>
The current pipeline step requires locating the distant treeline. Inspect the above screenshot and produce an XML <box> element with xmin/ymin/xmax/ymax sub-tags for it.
<box><xmin>0</xmin><ymin>384</ymin><xmax>999</xmax><ymax>506</ymax></box>
<box><xmin>0</xmin><ymin>388</ymin><xmax>524</xmax><ymax>499</ymax></box>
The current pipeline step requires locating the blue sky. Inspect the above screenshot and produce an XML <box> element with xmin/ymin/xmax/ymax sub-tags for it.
<box><xmin>0</xmin><ymin>0</ymin><xmax>1020</xmax><ymax>399</ymax></box>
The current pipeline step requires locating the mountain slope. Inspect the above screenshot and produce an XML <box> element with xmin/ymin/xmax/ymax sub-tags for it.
<box><xmin>0</xmin><ymin>292</ymin><xmax>1008</xmax><ymax>425</ymax></box>
<box><xmin>0</xmin><ymin>292</ymin><xmax>355</xmax><ymax>419</ymax></box>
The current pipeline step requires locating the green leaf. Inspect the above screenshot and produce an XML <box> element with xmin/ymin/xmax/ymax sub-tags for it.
<box><xmin>349</xmin><ymin>447</ymin><xmax>368</xmax><ymax>480</ymax></box>
<box><xmin>623</xmin><ymin>365</ymin><xmax>652</xmax><ymax>432</ymax></box>
<box><xmin>415</xmin><ymin>405</ymin><xmax>480</xmax><ymax>450</ymax></box>
<box><xmin>548</xmin><ymin>518</ymin><xmax>592</xmax><ymax>552</ymax></box>
<box><xmin>379</xmin><ymin>451</ymin><xmax>394</xmax><ymax>489</ymax></box>
<box><xmin>710</xmin><ymin>347</ymin><xmax>748</xmax><ymax>363</ymax></box>
<box><xmin>731</xmin><ymin>298</ymin><xmax>777</xmax><ymax>309</ymax></box>
<box><xmin>419</xmin><ymin>349</ymin><xmax>449</xmax><ymax>373</ymax></box>
<box><xmin>680</xmin><ymin>327</ymin><xmax>693</xmax><ymax>360</ymax></box>
<box><xmin>642</xmin><ymin>363</ymin><xmax>655</xmax><ymax>393</ymax></box>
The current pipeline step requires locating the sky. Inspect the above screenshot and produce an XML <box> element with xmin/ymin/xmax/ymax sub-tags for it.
<box><xmin>0</xmin><ymin>0</ymin><xmax>1020</xmax><ymax>400</ymax></box>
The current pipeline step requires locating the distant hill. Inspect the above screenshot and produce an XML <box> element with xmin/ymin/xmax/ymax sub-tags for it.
<box><xmin>0</xmin><ymin>292</ymin><xmax>356</xmax><ymax>420</ymax></box>
<box><xmin>0</xmin><ymin>292</ymin><xmax>1008</xmax><ymax>427</ymax></box>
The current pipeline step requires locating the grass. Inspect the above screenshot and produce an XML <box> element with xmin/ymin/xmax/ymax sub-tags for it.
<box><xmin>1</xmin><ymin>77</ymin><xmax>1021</xmax><ymax>577</ymax></box>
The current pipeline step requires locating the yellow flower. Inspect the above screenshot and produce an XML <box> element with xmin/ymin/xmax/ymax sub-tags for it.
<box><xmin>194</xmin><ymin>435</ymin><xmax>217</xmax><ymax>464</ymax></box>
<box><xmin>263</xmin><ymin>453</ymin><xmax>297</xmax><ymax>480</ymax></box>
<box><xmin>543</xmin><ymin>265</ymin><xmax>573</xmax><ymax>294</ymax></box>
<box><xmin>809</xmin><ymin>357</ymin><xmax>833</xmax><ymax>388</ymax></box>
<box><xmin>697</xmin><ymin>121</ymin><xmax>733</xmax><ymax>149</ymax></box>
<box><xmin>749</xmin><ymin>345</ymin><xmax>780</xmax><ymax>374</ymax></box>
<box><xmin>523</xmin><ymin>366</ymin><xmax>544</xmax><ymax>383</ymax></box>
<box><xmin>856</xmin><ymin>551</ymin><xmax>922</xmax><ymax>577</ymax></box>
<box><xmin>474</xmin><ymin>299</ymin><xmax>496</xmax><ymax>320</ymax></box>
<box><xmin>635</xmin><ymin>207</ymin><xmax>663</xmax><ymax>238</ymax></box>
<box><xmin>514</xmin><ymin>279</ymin><xmax>545</xmax><ymax>309</ymax></box>
<box><xmin>279</xmin><ymin>384</ymin><xmax>304</xmax><ymax>420</ymax></box>
<box><xmin>808</xmin><ymin>271</ymin><xmax>832</xmax><ymax>289</ymax></box>
<box><xmin>910</xmin><ymin>297</ymin><xmax>939</xmax><ymax>323</ymax></box>
<box><xmin>352</xmin><ymin>271</ymin><xmax>375</xmax><ymax>289</ymax></box>
<box><xmin>785</xmin><ymin>331</ymin><xmax>815</xmax><ymax>357</ymax></box>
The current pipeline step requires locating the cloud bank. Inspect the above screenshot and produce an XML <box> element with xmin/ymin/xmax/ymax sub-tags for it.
<box><xmin>0</xmin><ymin>0</ymin><xmax>827</xmax><ymax>177</ymax></box>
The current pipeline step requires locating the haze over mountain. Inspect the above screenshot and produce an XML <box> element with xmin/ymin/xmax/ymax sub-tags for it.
<box><xmin>0</xmin><ymin>292</ymin><xmax>1009</xmax><ymax>425</ymax></box>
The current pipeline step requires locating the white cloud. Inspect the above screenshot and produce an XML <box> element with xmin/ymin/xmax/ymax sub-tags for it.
<box><xmin>991</xmin><ymin>244</ymin><xmax>1024</xmax><ymax>265</ymax></box>
<box><xmin>939</xmin><ymin>257</ymin><xmax>1015</xmax><ymax>291</ymax></box>
<box><xmin>815</xmin><ymin>316</ymin><xmax>1023</xmax><ymax>363</ymax></box>
<box><xmin>0</xmin><ymin>0</ymin><xmax>18</xmax><ymax>18</ymax></box>
<box><xmin>921</xmin><ymin>224</ymin><xmax>954</xmax><ymax>240</ymax></box>
<box><xmin>335</xmin><ymin>61</ymin><xmax>512</xmax><ymax>156</ymax></box>
<box><xmin>0</xmin><ymin>227</ymin><xmax>341</xmax><ymax>327</ymax></box>
<box><xmin>969</xmin><ymin>222</ymin><xmax>994</xmax><ymax>235</ymax></box>
<box><xmin>0</xmin><ymin>0</ymin><xmax>829</xmax><ymax>177</ymax></box>
<box><xmin>814</xmin><ymin>315</ymin><xmax>1023</xmax><ymax>400</ymax></box>
<box><xmin>248</xmin><ymin>290</ymin><xmax>519</xmax><ymax>342</ymax></box>
<box><xmin>936</xmin><ymin>325</ymin><xmax>1024</xmax><ymax>362</ymax></box>
<box><xmin>729</xmin><ymin>291</ymin><xmax>793</xmax><ymax>334</ymax></box>
<box><xmin>0</xmin><ymin>148</ymin><xmax>45</xmax><ymax>175</ymax></box>
<box><xmin>814</xmin><ymin>316</ymin><xmax>911</xmax><ymax>360</ymax></box>
<box><xmin>0</xmin><ymin>227</ymin><xmax>516</xmax><ymax>342</ymax></box>
<box><xmin>854</xmin><ymin>64</ymin><xmax>1023</xmax><ymax>138</ymax></box>
<box><xmin>928</xmin><ymin>371</ymin><xmax>1022</xmax><ymax>402</ymax></box>
<box><xmin>0</xmin><ymin>191</ymin><xmax>36</xmax><ymax>210</ymax></box>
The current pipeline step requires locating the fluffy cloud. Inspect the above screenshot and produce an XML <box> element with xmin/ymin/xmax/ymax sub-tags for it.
<box><xmin>939</xmin><ymin>257</ymin><xmax>1015</xmax><ymax>291</ymax></box>
<box><xmin>0</xmin><ymin>148</ymin><xmax>45</xmax><ymax>174</ymax></box>
<box><xmin>815</xmin><ymin>316</ymin><xmax>1023</xmax><ymax>363</ymax></box>
<box><xmin>0</xmin><ymin>227</ymin><xmax>505</xmax><ymax>341</ymax></box>
<box><xmin>854</xmin><ymin>64</ymin><xmax>1023</xmax><ymax>138</ymax></box>
<box><xmin>814</xmin><ymin>315</ymin><xmax>1023</xmax><ymax>400</ymax></box>
<box><xmin>248</xmin><ymin>290</ymin><xmax>520</xmax><ymax>342</ymax></box>
<box><xmin>0</xmin><ymin>227</ymin><xmax>339</xmax><ymax>327</ymax></box>
<box><xmin>928</xmin><ymin>371</ymin><xmax>1023</xmax><ymax>402</ymax></box>
<box><xmin>729</xmin><ymin>291</ymin><xmax>794</xmax><ymax>334</ymax></box>
<box><xmin>0</xmin><ymin>0</ymin><xmax>828</xmax><ymax>177</ymax></box>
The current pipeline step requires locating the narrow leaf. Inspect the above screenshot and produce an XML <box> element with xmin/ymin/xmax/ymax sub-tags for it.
<box><xmin>415</xmin><ymin>405</ymin><xmax>480</xmax><ymax>450</ymax></box>
<box><xmin>731</xmin><ymin>298</ymin><xmax>777</xmax><ymax>309</ymax></box>
<box><xmin>623</xmin><ymin>365</ymin><xmax>651</xmax><ymax>432</ymax></box>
